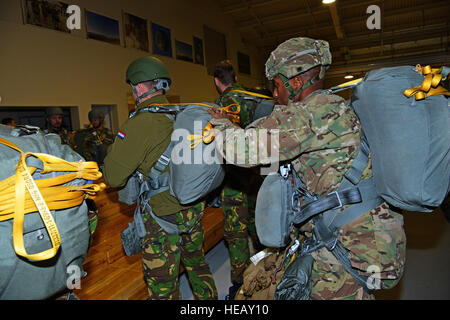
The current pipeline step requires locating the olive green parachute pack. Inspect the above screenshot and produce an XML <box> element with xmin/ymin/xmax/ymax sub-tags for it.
<box><xmin>119</xmin><ymin>103</ymin><xmax>225</xmax><ymax>256</ymax></box>
<box><xmin>0</xmin><ymin>124</ymin><xmax>103</xmax><ymax>299</ymax></box>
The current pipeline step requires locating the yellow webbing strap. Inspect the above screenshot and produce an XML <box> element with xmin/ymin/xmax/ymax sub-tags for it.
<box><xmin>230</xmin><ymin>89</ymin><xmax>272</xmax><ymax>100</ymax></box>
<box><xmin>404</xmin><ymin>65</ymin><xmax>450</xmax><ymax>100</ymax></box>
<box><xmin>183</xmin><ymin>103</ymin><xmax>241</xmax><ymax>149</ymax></box>
<box><xmin>0</xmin><ymin>137</ymin><xmax>105</xmax><ymax>261</ymax></box>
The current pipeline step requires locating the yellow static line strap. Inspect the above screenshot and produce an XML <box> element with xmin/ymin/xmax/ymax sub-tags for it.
<box><xmin>182</xmin><ymin>103</ymin><xmax>241</xmax><ymax>149</ymax></box>
<box><xmin>0</xmin><ymin>137</ymin><xmax>104</xmax><ymax>261</ymax></box>
<box><xmin>337</xmin><ymin>78</ymin><xmax>364</xmax><ymax>88</ymax></box>
<box><xmin>404</xmin><ymin>65</ymin><xmax>450</xmax><ymax>100</ymax></box>
<box><xmin>230</xmin><ymin>89</ymin><xmax>273</xmax><ymax>100</ymax></box>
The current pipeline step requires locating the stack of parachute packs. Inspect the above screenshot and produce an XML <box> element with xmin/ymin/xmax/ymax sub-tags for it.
<box><xmin>350</xmin><ymin>65</ymin><xmax>449</xmax><ymax>212</ymax></box>
<box><xmin>0</xmin><ymin>124</ymin><xmax>102</xmax><ymax>299</ymax></box>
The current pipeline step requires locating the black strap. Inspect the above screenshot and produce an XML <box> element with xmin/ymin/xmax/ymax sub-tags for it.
<box><xmin>293</xmin><ymin>187</ymin><xmax>362</xmax><ymax>225</ymax></box>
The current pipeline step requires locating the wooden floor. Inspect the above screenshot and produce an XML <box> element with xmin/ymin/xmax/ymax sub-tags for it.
<box><xmin>74</xmin><ymin>186</ymin><xmax>224</xmax><ymax>300</ymax></box>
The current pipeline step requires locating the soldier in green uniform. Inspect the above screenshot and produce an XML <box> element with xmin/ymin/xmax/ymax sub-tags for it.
<box><xmin>79</xmin><ymin>109</ymin><xmax>114</xmax><ymax>167</ymax></box>
<box><xmin>208</xmin><ymin>37</ymin><xmax>406</xmax><ymax>300</ymax></box>
<box><xmin>103</xmin><ymin>56</ymin><xmax>217</xmax><ymax>300</ymax></box>
<box><xmin>44</xmin><ymin>107</ymin><xmax>74</xmax><ymax>146</ymax></box>
<box><xmin>213</xmin><ymin>60</ymin><xmax>262</xmax><ymax>298</ymax></box>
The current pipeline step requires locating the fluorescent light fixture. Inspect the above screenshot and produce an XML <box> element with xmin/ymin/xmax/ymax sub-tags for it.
<box><xmin>322</xmin><ymin>0</ymin><xmax>336</xmax><ymax>4</ymax></box>
<box><xmin>344</xmin><ymin>75</ymin><xmax>354</xmax><ymax>79</ymax></box>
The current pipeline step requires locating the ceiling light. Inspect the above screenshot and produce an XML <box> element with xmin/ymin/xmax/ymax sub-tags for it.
<box><xmin>344</xmin><ymin>75</ymin><xmax>354</xmax><ymax>79</ymax></box>
<box><xmin>322</xmin><ymin>0</ymin><xmax>336</xmax><ymax>4</ymax></box>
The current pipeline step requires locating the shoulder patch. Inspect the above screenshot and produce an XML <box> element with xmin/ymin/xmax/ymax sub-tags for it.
<box><xmin>117</xmin><ymin>131</ymin><xmax>126</xmax><ymax>139</ymax></box>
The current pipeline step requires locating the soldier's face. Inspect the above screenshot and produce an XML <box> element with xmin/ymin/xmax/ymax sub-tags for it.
<box><xmin>48</xmin><ymin>115</ymin><xmax>62</xmax><ymax>128</ymax></box>
<box><xmin>272</xmin><ymin>76</ymin><xmax>290</xmax><ymax>105</ymax></box>
<box><xmin>91</xmin><ymin>118</ymin><xmax>101</xmax><ymax>128</ymax></box>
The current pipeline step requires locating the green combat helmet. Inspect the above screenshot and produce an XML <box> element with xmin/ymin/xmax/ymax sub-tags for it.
<box><xmin>88</xmin><ymin>109</ymin><xmax>104</xmax><ymax>122</ymax></box>
<box><xmin>265</xmin><ymin>37</ymin><xmax>332</xmax><ymax>102</ymax></box>
<box><xmin>46</xmin><ymin>107</ymin><xmax>64</xmax><ymax>116</ymax></box>
<box><xmin>126</xmin><ymin>56</ymin><xmax>171</xmax><ymax>105</ymax></box>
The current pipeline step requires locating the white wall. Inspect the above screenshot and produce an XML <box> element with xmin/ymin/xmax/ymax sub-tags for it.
<box><xmin>0</xmin><ymin>0</ymin><xmax>265</xmax><ymax>129</ymax></box>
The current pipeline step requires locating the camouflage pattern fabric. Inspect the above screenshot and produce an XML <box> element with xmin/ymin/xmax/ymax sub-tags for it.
<box><xmin>141</xmin><ymin>202</ymin><xmax>218</xmax><ymax>300</ymax></box>
<box><xmin>265</xmin><ymin>37</ymin><xmax>332</xmax><ymax>80</ymax></box>
<box><xmin>221</xmin><ymin>184</ymin><xmax>250</xmax><ymax>284</ymax></box>
<box><xmin>214</xmin><ymin>82</ymin><xmax>258</xmax><ymax>128</ymax></box>
<box><xmin>215</xmin><ymin>83</ymin><xmax>260</xmax><ymax>285</ymax></box>
<box><xmin>80</xmin><ymin>126</ymin><xmax>114</xmax><ymax>163</ymax></box>
<box><xmin>44</xmin><ymin>126</ymin><xmax>74</xmax><ymax>147</ymax></box>
<box><xmin>211</xmin><ymin>91</ymin><xmax>406</xmax><ymax>299</ymax></box>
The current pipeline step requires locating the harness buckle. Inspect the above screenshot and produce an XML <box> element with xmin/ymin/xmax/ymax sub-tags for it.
<box><xmin>328</xmin><ymin>191</ymin><xmax>343</xmax><ymax>210</ymax></box>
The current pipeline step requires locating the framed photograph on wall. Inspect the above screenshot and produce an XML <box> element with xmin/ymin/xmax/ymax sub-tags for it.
<box><xmin>203</xmin><ymin>25</ymin><xmax>227</xmax><ymax>76</ymax></box>
<box><xmin>21</xmin><ymin>0</ymin><xmax>70</xmax><ymax>33</ymax></box>
<box><xmin>85</xmin><ymin>10</ymin><xmax>121</xmax><ymax>46</ymax></box>
<box><xmin>193</xmin><ymin>36</ymin><xmax>204</xmax><ymax>65</ymax></box>
<box><xmin>175</xmin><ymin>40</ymin><xmax>193</xmax><ymax>63</ymax></box>
<box><xmin>237</xmin><ymin>51</ymin><xmax>251</xmax><ymax>75</ymax></box>
<box><xmin>151</xmin><ymin>22</ymin><xmax>172</xmax><ymax>57</ymax></box>
<box><xmin>123</xmin><ymin>12</ymin><xmax>149</xmax><ymax>52</ymax></box>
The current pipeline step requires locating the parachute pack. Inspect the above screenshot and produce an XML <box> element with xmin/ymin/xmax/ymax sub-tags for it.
<box><xmin>333</xmin><ymin>64</ymin><xmax>450</xmax><ymax>212</ymax></box>
<box><xmin>119</xmin><ymin>103</ymin><xmax>226</xmax><ymax>255</ymax></box>
<box><xmin>0</xmin><ymin>125</ymin><xmax>104</xmax><ymax>299</ymax></box>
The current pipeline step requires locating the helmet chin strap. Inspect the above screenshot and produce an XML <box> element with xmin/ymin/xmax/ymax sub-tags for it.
<box><xmin>132</xmin><ymin>79</ymin><xmax>170</xmax><ymax>105</ymax></box>
<box><xmin>279</xmin><ymin>73</ymin><xmax>321</xmax><ymax>103</ymax></box>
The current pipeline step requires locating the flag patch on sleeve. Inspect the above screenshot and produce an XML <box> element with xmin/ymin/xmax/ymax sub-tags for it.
<box><xmin>117</xmin><ymin>131</ymin><xmax>126</xmax><ymax>139</ymax></box>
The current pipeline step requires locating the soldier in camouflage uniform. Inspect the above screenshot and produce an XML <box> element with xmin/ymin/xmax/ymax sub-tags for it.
<box><xmin>103</xmin><ymin>56</ymin><xmax>217</xmax><ymax>300</ymax></box>
<box><xmin>208</xmin><ymin>37</ymin><xmax>406</xmax><ymax>300</ymax></box>
<box><xmin>213</xmin><ymin>60</ymin><xmax>261</xmax><ymax>297</ymax></box>
<box><xmin>44</xmin><ymin>107</ymin><xmax>74</xmax><ymax>147</ymax></box>
<box><xmin>79</xmin><ymin>109</ymin><xmax>114</xmax><ymax>167</ymax></box>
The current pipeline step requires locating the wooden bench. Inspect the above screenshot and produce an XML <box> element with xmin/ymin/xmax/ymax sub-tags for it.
<box><xmin>74</xmin><ymin>186</ymin><xmax>224</xmax><ymax>300</ymax></box>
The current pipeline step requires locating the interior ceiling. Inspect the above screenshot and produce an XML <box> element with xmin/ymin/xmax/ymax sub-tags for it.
<box><xmin>217</xmin><ymin>0</ymin><xmax>450</xmax><ymax>81</ymax></box>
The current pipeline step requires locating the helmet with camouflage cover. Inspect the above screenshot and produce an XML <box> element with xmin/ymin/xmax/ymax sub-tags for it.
<box><xmin>126</xmin><ymin>56</ymin><xmax>171</xmax><ymax>105</ymax></box>
<box><xmin>265</xmin><ymin>37</ymin><xmax>331</xmax><ymax>101</ymax></box>
<box><xmin>88</xmin><ymin>109</ymin><xmax>104</xmax><ymax>122</ymax></box>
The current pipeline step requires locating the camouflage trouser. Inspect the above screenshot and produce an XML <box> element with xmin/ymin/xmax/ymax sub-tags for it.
<box><xmin>141</xmin><ymin>202</ymin><xmax>218</xmax><ymax>300</ymax></box>
<box><xmin>221</xmin><ymin>177</ymin><xmax>260</xmax><ymax>285</ymax></box>
<box><xmin>309</xmin><ymin>203</ymin><xmax>406</xmax><ymax>300</ymax></box>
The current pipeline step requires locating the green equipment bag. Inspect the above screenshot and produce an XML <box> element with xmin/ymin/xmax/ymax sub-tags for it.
<box><xmin>0</xmin><ymin>125</ymin><xmax>94</xmax><ymax>300</ymax></box>
<box><xmin>348</xmin><ymin>65</ymin><xmax>450</xmax><ymax>212</ymax></box>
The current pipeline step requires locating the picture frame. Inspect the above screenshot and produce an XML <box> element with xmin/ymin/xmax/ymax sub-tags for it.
<box><xmin>193</xmin><ymin>36</ymin><xmax>204</xmax><ymax>65</ymax></box>
<box><xmin>21</xmin><ymin>0</ymin><xmax>71</xmax><ymax>33</ymax></box>
<box><xmin>123</xmin><ymin>11</ymin><xmax>149</xmax><ymax>52</ymax></box>
<box><xmin>237</xmin><ymin>51</ymin><xmax>251</xmax><ymax>75</ymax></box>
<box><xmin>175</xmin><ymin>40</ymin><xmax>193</xmax><ymax>63</ymax></box>
<box><xmin>151</xmin><ymin>22</ymin><xmax>172</xmax><ymax>57</ymax></box>
<box><xmin>85</xmin><ymin>10</ymin><xmax>121</xmax><ymax>46</ymax></box>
